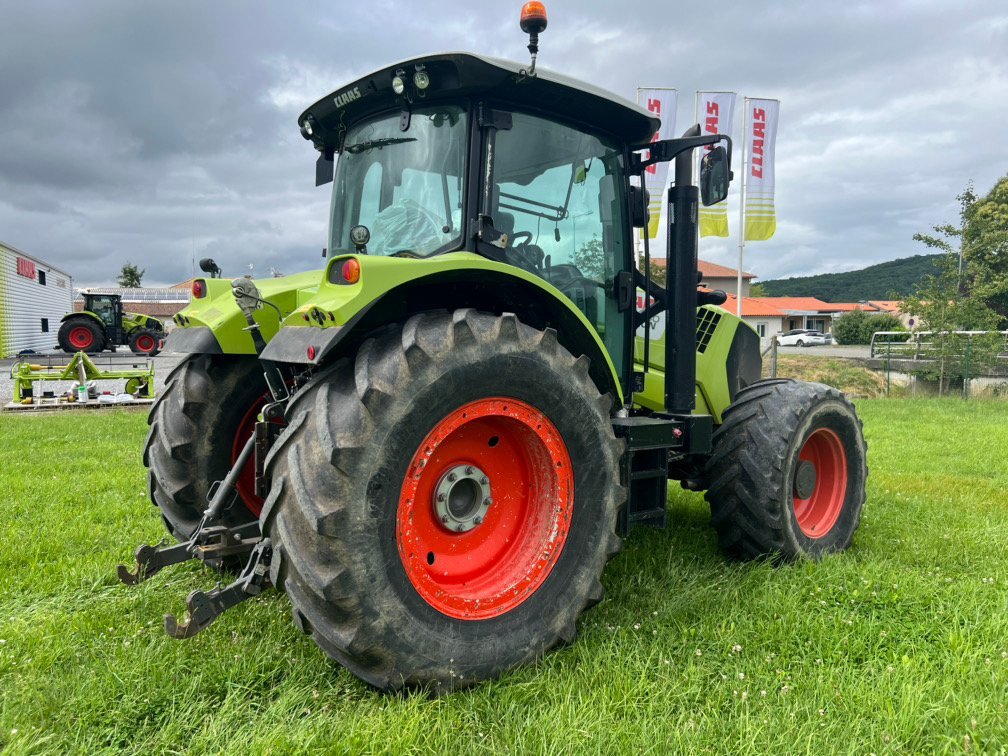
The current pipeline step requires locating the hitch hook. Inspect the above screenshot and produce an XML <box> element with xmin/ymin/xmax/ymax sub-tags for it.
<box><xmin>116</xmin><ymin>541</ymin><xmax>192</xmax><ymax>585</ymax></box>
<box><xmin>164</xmin><ymin>539</ymin><xmax>273</xmax><ymax>639</ymax></box>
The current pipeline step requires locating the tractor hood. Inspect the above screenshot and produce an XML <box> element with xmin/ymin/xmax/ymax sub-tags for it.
<box><xmin>298</xmin><ymin>52</ymin><xmax>660</xmax><ymax>153</ymax></box>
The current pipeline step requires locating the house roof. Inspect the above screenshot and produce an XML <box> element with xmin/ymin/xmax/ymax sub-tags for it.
<box><xmin>868</xmin><ymin>300</ymin><xmax>902</xmax><ymax>312</ymax></box>
<box><xmin>649</xmin><ymin>258</ymin><xmax>756</xmax><ymax>279</ymax></box>
<box><xmin>748</xmin><ymin>296</ymin><xmax>834</xmax><ymax>313</ymax></box>
<box><xmin>721</xmin><ymin>294</ymin><xmax>787</xmax><ymax>317</ymax></box>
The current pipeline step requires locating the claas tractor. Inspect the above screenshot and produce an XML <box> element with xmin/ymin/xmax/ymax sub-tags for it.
<box><xmin>58</xmin><ymin>292</ymin><xmax>164</xmax><ymax>355</ymax></box>
<box><xmin>118</xmin><ymin>3</ymin><xmax>867</xmax><ymax>693</ymax></box>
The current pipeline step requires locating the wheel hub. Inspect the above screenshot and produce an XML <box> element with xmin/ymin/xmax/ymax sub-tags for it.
<box><xmin>793</xmin><ymin>459</ymin><xmax>817</xmax><ymax>500</ymax></box>
<box><xmin>434</xmin><ymin>464</ymin><xmax>492</xmax><ymax>532</ymax></box>
<box><xmin>397</xmin><ymin>397</ymin><xmax>574</xmax><ymax>620</ymax></box>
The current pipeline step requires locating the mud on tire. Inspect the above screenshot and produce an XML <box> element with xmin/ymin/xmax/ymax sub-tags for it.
<box><xmin>704</xmin><ymin>379</ymin><xmax>867</xmax><ymax>561</ymax></box>
<box><xmin>144</xmin><ymin>355</ymin><xmax>268</xmax><ymax>542</ymax></box>
<box><xmin>261</xmin><ymin>310</ymin><xmax>625</xmax><ymax>692</ymax></box>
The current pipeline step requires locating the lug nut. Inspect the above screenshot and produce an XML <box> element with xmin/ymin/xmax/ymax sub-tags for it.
<box><xmin>465</xmin><ymin>466</ymin><xmax>474</xmax><ymax>474</ymax></box>
<box><xmin>437</xmin><ymin>493</ymin><xmax>446</xmax><ymax>502</ymax></box>
<box><xmin>473</xmin><ymin>517</ymin><xmax>482</xmax><ymax>525</ymax></box>
<box><xmin>480</xmin><ymin>476</ymin><xmax>488</xmax><ymax>484</ymax></box>
<box><xmin>448</xmin><ymin>473</ymin><xmax>457</xmax><ymax>482</ymax></box>
<box><xmin>483</xmin><ymin>497</ymin><xmax>492</xmax><ymax>507</ymax></box>
<box><xmin>441</xmin><ymin>515</ymin><xmax>449</xmax><ymax>523</ymax></box>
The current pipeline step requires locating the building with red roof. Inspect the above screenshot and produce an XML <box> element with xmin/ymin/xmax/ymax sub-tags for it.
<box><xmin>651</xmin><ymin>258</ymin><xmax>756</xmax><ymax>297</ymax></box>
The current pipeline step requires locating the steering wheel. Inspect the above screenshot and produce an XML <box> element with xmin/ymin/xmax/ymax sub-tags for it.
<box><xmin>510</xmin><ymin>231</ymin><xmax>533</xmax><ymax>248</ymax></box>
<box><xmin>402</xmin><ymin>198</ymin><xmax>445</xmax><ymax>239</ymax></box>
<box><xmin>373</xmin><ymin>198</ymin><xmax>445</xmax><ymax>254</ymax></box>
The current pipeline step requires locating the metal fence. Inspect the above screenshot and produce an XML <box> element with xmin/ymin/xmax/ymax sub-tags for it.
<box><xmin>869</xmin><ymin>330</ymin><xmax>1008</xmax><ymax>398</ymax></box>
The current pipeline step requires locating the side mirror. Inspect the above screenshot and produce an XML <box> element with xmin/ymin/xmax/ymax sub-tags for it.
<box><xmin>699</xmin><ymin>145</ymin><xmax>731</xmax><ymax>206</ymax></box>
<box><xmin>628</xmin><ymin>185</ymin><xmax>649</xmax><ymax>228</ymax></box>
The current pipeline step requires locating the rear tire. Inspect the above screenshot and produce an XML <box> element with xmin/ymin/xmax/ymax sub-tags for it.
<box><xmin>144</xmin><ymin>355</ymin><xmax>269</xmax><ymax>543</ymax></box>
<box><xmin>703</xmin><ymin>379</ymin><xmax>867</xmax><ymax>561</ymax></box>
<box><xmin>58</xmin><ymin>317</ymin><xmax>104</xmax><ymax>353</ymax></box>
<box><xmin>262</xmin><ymin>310</ymin><xmax>624</xmax><ymax>692</ymax></box>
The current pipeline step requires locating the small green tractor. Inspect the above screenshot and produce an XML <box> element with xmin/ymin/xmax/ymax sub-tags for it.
<box><xmin>58</xmin><ymin>292</ymin><xmax>164</xmax><ymax>355</ymax></box>
<box><xmin>119</xmin><ymin>3</ymin><xmax>867</xmax><ymax>692</ymax></box>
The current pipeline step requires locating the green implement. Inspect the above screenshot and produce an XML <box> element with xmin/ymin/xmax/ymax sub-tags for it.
<box><xmin>10</xmin><ymin>351</ymin><xmax>155</xmax><ymax>405</ymax></box>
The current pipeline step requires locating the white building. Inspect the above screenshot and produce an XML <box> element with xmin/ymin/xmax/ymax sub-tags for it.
<box><xmin>721</xmin><ymin>294</ymin><xmax>904</xmax><ymax>349</ymax></box>
<box><xmin>0</xmin><ymin>242</ymin><xmax>73</xmax><ymax>356</ymax></box>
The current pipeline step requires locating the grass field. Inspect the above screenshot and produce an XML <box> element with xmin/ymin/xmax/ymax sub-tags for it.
<box><xmin>1</xmin><ymin>399</ymin><xmax>1006</xmax><ymax>754</ymax></box>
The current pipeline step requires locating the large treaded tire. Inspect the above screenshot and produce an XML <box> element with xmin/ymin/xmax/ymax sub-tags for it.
<box><xmin>144</xmin><ymin>355</ymin><xmax>267</xmax><ymax>541</ymax></box>
<box><xmin>261</xmin><ymin>310</ymin><xmax>625</xmax><ymax>692</ymax></box>
<box><xmin>57</xmin><ymin>316</ymin><xmax>105</xmax><ymax>354</ymax></box>
<box><xmin>704</xmin><ymin>379</ymin><xmax>867</xmax><ymax>561</ymax></box>
<box><xmin>129</xmin><ymin>328</ymin><xmax>161</xmax><ymax>356</ymax></box>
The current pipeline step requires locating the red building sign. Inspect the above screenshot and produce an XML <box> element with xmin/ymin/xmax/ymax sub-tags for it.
<box><xmin>16</xmin><ymin>256</ymin><xmax>37</xmax><ymax>280</ymax></box>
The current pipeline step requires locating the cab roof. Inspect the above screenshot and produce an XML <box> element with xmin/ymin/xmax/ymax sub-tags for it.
<box><xmin>299</xmin><ymin>52</ymin><xmax>660</xmax><ymax>151</ymax></box>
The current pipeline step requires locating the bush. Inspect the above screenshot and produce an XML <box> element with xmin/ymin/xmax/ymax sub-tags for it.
<box><xmin>832</xmin><ymin>310</ymin><xmax>905</xmax><ymax>345</ymax></box>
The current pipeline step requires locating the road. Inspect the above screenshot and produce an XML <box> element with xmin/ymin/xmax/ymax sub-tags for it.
<box><xmin>776</xmin><ymin>344</ymin><xmax>870</xmax><ymax>359</ymax></box>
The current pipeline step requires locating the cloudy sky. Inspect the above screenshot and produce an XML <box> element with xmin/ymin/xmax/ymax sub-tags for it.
<box><xmin>2</xmin><ymin>1</ymin><xmax>1006</xmax><ymax>287</ymax></box>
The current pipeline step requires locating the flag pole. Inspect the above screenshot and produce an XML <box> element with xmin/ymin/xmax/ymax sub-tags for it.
<box><xmin>736</xmin><ymin>97</ymin><xmax>749</xmax><ymax>317</ymax></box>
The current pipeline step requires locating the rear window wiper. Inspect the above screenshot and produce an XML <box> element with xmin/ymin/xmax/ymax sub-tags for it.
<box><xmin>346</xmin><ymin>137</ymin><xmax>416</xmax><ymax>154</ymax></box>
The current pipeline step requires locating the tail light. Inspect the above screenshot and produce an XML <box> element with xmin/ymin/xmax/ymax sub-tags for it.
<box><xmin>341</xmin><ymin>258</ymin><xmax>361</xmax><ymax>284</ymax></box>
<box><xmin>192</xmin><ymin>279</ymin><xmax>207</xmax><ymax>298</ymax></box>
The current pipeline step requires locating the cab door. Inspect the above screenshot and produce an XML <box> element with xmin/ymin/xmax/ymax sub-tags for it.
<box><xmin>486</xmin><ymin>110</ymin><xmax>634</xmax><ymax>391</ymax></box>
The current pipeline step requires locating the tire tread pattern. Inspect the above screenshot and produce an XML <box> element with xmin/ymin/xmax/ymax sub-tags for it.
<box><xmin>262</xmin><ymin>310</ymin><xmax>625</xmax><ymax>692</ymax></box>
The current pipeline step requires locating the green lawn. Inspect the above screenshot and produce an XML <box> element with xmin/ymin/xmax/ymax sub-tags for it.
<box><xmin>1</xmin><ymin>400</ymin><xmax>1006</xmax><ymax>754</ymax></box>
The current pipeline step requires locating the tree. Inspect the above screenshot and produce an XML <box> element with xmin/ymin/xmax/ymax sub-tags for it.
<box><xmin>749</xmin><ymin>282</ymin><xmax>767</xmax><ymax>297</ymax></box>
<box><xmin>902</xmin><ymin>181</ymin><xmax>1005</xmax><ymax>392</ymax></box>
<box><xmin>832</xmin><ymin>309</ymin><xmax>905</xmax><ymax>345</ymax></box>
<box><xmin>962</xmin><ymin>174</ymin><xmax>1008</xmax><ymax>322</ymax></box>
<box><xmin>117</xmin><ymin>262</ymin><xmax>145</xmax><ymax>288</ymax></box>
<box><xmin>635</xmin><ymin>252</ymin><xmax>666</xmax><ymax>286</ymax></box>
<box><xmin>574</xmin><ymin>235</ymin><xmax>605</xmax><ymax>280</ymax></box>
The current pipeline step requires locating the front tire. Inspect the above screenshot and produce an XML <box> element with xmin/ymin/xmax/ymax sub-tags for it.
<box><xmin>704</xmin><ymin>379</ymin><xmax>867</xmax><ymax>561</ymax></box>
<box><xmin>129</xmin><ymin>328</ymin><xmax>161</xmax><ymax>356</ymax></box>
<box><xmin>262</xmin><ymin>310</ymin><xmax>624</xmax><ymax>692</ymax></box>
<box><xmin>144</xmin><ymin>355</ymin><xmax>270</xmax><ymax>542</ymax></box>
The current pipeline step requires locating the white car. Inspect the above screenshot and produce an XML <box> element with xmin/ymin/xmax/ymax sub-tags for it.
<box><xmin>778</xmin><ymin>329</ymin><xmax>831</xmax><ymax>347</ymax></box>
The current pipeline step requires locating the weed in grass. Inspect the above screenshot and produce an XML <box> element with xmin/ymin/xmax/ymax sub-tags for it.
<box><xmin>0</xmin><ymin>401</ymin><xmax>1006</xmax><ymax>753</ymax></box>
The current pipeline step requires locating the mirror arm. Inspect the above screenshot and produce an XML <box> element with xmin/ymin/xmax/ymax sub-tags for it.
<box><xmin>632</xmin><ymin>133</ymin><xmax>733</xmax><ymax>171</ymax></box>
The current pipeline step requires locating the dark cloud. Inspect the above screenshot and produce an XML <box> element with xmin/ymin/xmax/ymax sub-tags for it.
<box><xmin>1</xmin><ymin>0</ymin><xmax>1005</xmax><ymax>286</ymax></box>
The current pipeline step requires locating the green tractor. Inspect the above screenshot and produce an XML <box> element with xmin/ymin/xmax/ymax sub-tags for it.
<box><xmin>119</xmin><ymin>3</ymin><xmax>867</xmax><ymax>692</ymax></box>
<box><xmin>58</xmin><ymin>292</ymin><xmax>164</xmax><ymax>355</ymax></box>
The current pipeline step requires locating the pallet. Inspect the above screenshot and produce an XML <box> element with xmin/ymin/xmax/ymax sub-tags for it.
<box><xmin>4</xmin><ymin>398</ymin><xmax>155</xmax><ymax>413</ymax></box>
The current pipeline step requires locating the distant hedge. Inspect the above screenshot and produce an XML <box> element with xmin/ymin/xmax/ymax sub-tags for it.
<box><xmin>832</xmin><ymin>310</ymin><xmax>906</xmax><ymax>345</ymax></box>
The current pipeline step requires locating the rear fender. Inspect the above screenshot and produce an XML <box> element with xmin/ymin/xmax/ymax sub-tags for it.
<box><xmin>61</xmin><ymin>311</ymin><xmax>103</xmax><ymax>327</ymax></box>
<box><xmin>261</xmin><ymin>263</ymin><xmax>624</xmax><ymax>405</ymax></box>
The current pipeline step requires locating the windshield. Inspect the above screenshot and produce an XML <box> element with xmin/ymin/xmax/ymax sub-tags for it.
<box><xmin>329</xmin><ymin>106</ymin><xmax>467</xmax><ymax>258</ymax></box>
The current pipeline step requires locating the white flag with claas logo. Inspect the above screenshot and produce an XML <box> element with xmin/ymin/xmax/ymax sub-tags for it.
<box><xmin>744</xmin><ymin>98</ymin><xmax>779</xmax><ymax>241</ymax></box>
<box><xmin>636</xmin><ymin>88</ymin><xmax>677</xmax><ymax>240</ymax></box>
<box><xmin>696</xmin><ymin>91</ymin><xmax>736</xmax><ymax>237</ymax></box>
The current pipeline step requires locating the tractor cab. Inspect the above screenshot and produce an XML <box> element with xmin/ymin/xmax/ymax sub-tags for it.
<box><xmin>83</xmin><ymin>293</ymin><xmax>124</xmax><ymax>330</ymax></box>
<box><xmin>83</xmin><ymin>293</ymin><xmax>126</xmax><ymax>344</ymax></box>
<box><xmin>297</xmin><ymin>47</ymin><xmax>731</xmax><ymax>408</ymax></box>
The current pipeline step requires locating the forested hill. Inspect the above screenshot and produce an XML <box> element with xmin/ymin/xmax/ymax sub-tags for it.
<box><xmin>758</xmin><ymin>254</ymin><xmax>943</xmax><ymax>302</ymax></box>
